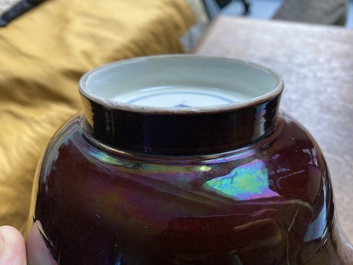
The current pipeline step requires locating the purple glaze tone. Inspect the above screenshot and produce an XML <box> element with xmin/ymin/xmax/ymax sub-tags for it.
<box><xmin>29</xmin><ymin>112</ymin><xmax>350</xmax><ymax>265</ymax></box>
<box><xmin>27</xmin><ymin>56</ymin><xmax>353</xmax><ymax>264</ymax></box>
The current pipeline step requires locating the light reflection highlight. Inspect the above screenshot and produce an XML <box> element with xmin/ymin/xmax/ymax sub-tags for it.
<box><xmin>203</xmin><ymin>160</ymin><xmax>279</xmax><ymax>201</ymax></box>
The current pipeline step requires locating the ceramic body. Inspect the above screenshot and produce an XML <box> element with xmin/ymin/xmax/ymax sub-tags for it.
<box><xmin>27</xmin><ymin>56</ymin><xmax>353</xmax><ymax>265</ymax></box>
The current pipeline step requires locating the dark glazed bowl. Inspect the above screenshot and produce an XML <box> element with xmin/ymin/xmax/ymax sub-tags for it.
<box><xmin>26</xmin><ymin>55</ymin><xmax>353</xmax><ymax>265</ymax></box>
<box><xmin>79</xmin><ymin>56</ymin><xmax>283</xmax><ymax>155</ymax></box>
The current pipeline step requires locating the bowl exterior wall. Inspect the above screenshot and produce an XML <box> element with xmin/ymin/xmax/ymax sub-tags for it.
<box><xmin>27</xmin><ymin>112</ymin><xmax>351</xmax><ymax>265</ymax></box>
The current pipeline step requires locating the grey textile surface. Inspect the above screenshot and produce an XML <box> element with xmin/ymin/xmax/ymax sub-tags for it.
<box><xmin>273</xmin><ymin>0</ymin><xmax>349</xmax><ymax>26</ymax></box>
<box><xmin>0</xmin><ymin>0</ymin><xmax>20</xmax><ymax>14</ymax></box>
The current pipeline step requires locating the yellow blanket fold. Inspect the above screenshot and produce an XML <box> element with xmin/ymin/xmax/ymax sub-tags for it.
<box><xmin>0</xmin><ymin>0</ymin><xmax>195</xmax><ymax>231</ymax></box>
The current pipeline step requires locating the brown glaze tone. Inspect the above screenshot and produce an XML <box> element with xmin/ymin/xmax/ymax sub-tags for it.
<box><xmin>195</xmin><ymin>16</ymin><xmax>353</xmax><ymax>243</ymax></box>
<box><xmin>34</xmin><ymin>112</ymin><xmax>339</xmax><ymax>265</ymax></box>
<box><xmin>26</xmin><ymin>55</ymin><xmax>353</xmax><ymax>264</ymax></box>
<box><xmin>31</xmin><ymin>111</ymin><xmax>348</xmax><ymax>264</ymax></box>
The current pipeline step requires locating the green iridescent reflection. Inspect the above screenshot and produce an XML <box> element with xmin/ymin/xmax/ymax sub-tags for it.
<box><xmin>204</xmin><ymin>160</ymin><xmax>279</xmax><ymax>201</ymax></box>
<box><xmin>89</xmin><ymin>150</ymin><xmax>212</xmax><ymax>174</ymax></box>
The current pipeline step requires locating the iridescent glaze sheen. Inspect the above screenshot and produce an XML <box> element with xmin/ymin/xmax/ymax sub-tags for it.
<box><xmin>27</xmin><ymin>56</ymin><xmax>353</xmax><ymax>265</ymax></box>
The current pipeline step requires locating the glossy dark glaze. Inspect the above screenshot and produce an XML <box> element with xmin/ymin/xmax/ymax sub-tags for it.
<box><xmin>28</xmin><ymin>111</ymin><xmax>351</xmax><ymax>265</ymax></box>
<box><xmin>82</xmin><ymin>95</ymin><xmax>280</xmax><ymax>155</ymax></box>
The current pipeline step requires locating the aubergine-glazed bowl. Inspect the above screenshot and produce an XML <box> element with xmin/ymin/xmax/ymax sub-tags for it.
<box><xmin>26</xmin><ymin>55</ymin><xmax>353</xmax><ymax>265</ymax></box>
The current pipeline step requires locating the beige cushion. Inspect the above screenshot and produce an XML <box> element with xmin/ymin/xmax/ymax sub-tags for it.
<box><xmin>0</xmin><ymin>0</ymin><xmax>195</xmax><ymax>232</ymax></box>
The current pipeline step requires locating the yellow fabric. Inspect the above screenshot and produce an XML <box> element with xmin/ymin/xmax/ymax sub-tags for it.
<box><xmin>0</xmin><ymin>0</ymin><xmax>195</xmax><ymax>232</ymax></box>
